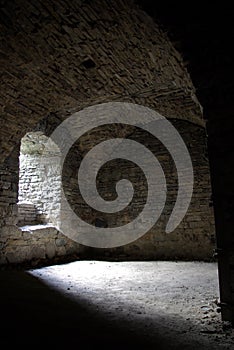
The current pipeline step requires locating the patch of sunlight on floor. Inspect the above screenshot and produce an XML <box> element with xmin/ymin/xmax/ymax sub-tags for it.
<box><xmin>25</xmin><ymin>261</ymin><xmax>234</xmax><ymax>348</ymax></box>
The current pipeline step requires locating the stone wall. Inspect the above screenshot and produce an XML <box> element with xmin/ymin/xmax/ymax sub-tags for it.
<box><xmin>17</xmin><ymin>202</ymin><xmax>38</xmax><ymax>226</ymax></box>
<box><xmin>62</xmin><ymin>118</ymin><xmax>215</xmax><ymax>261</ymax></box>
<box><xmin>0</xmin><ymin>116</ymin><xmax>215</xmax><ymax>265</ymax></box>
<box><xmin>1</xmin><ymin>115</ymin><xmax>215</xmax><ymax>262</ymax></box>
<box><xmin>0</xmin><ymin>224</ymin><xmax>84</xmax><ymax>265</ymax></box>
<box><xmin>0</xmin><ymin>0</ymin><xmax>214</xmax><ymax>265</ymax></box>
<box><xmin>0</xmin><ymin>147</ymin><xmax>19</xmax><ymax>229</ymax></box>
<box><xmin>0</xmin><ymin>0</ymin><xmax>204</xmax><ymax>231</ymax></box>
<box><xmin>0</xmin><ymin>0</ymin><xmax>203</xmax><ymax>166</ymax></box>
<box><xmin>18</xmin><ymin>132</ymin><xmax>61</xmax><ymax>226</ymax></box>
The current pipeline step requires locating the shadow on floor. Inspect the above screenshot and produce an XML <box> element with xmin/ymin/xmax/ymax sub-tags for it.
<box><xmin>0</xmin><ymin>268</ymin><xmax>224</xmax><ymax>349</ymax></box>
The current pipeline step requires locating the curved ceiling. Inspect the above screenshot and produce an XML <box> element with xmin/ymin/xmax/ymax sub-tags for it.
<box><xmin>137</xmin><ymin>1</ymin><xmax>234</xmax><ymax>120</ymax></box>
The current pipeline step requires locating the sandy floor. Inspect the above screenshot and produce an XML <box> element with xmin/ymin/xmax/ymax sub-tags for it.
<box><xmin>1</xmin><ymin>261</ymin><xmax>234</xmax><ymax>349</ymax></box>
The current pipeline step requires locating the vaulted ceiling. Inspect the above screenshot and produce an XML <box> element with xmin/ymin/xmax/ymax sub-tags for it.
<box><xmin>1</xmin><ymin>0</ymin><xmax>234</xmax><ymax>129</ymax></box>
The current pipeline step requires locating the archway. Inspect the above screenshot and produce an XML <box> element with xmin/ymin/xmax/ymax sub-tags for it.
<box><xmin>18</xmin><ymin>131</ymin><xmax>61</xmax><ymax>227</ymax></box>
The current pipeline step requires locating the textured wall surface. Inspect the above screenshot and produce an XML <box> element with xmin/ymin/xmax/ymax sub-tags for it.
<box><xmin>0</xmin><ymin>118</ymin><xmax>215</xmax><ymax>264</ymax></box>
<box><xmin>18</xmin><ymin>132</ymin><xmax>61</xmax><ymax>225</ymax></box>
<box><xmin>0</xmin><ymin>0</ymin><xmax>214</xmax><ymax>265</ymax></box>
<box><xmin>0</xmin><ymin>0</ymin><xmax>202</xmax><ymax>163</ymax></box>
<box><xmin>64</xmin><ymin>119</ymin><xmax>215</xmax><ymax>261</ymax></box>
<box><xmin>0</xmin><ymin>224</ymin><xmax>84</xmax><ymax>265</ymax></box>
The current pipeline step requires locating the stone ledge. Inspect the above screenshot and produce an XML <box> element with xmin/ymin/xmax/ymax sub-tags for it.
<box><xmin>20</xmin><ymin>223</ymin><xmax>56</xmax><ymax>232</ymax></box>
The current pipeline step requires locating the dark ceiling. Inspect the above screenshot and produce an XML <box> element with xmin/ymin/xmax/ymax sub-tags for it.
<box><xmin>137</xmin><ymin>1</ymin><xmax>234</xmax><ymax>121</ymax></box>
<box><xmin>1</xmin><ymin>0</ymin><xmax>234</xmax><ymax>123</ymax></box>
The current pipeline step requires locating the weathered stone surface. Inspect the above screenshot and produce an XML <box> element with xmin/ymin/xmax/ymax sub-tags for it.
<box><xmin>0</xmin><ymin>0</ymin><xmax>214</xmax><ymax>265</ymax></box>
<box><xmin>0</xmin><ymin>225</ymin><xmax>81</xmax><ymax>264</ymax></box>
<box><xmin>18</xmin><ymin>133</ymin><xmax>61</xmax><ymax>226</ymax></box>
<box><xmin>45</xmin><ymin>242</ymin><xmax>56</xmax><ymax>259</ymax></box>
<box><xmin>0</xmin><ymin>0</ymin><xmax>203</xmax><ymax>165</ymax></box>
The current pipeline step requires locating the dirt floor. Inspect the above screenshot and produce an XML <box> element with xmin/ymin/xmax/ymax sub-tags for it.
<box><xmin>1</xmin><ymin>261</ymin><xmax>234</xmax><ymax>349</ymax></box>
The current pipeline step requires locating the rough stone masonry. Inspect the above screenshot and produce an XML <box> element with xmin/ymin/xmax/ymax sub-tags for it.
<box><xmin>0</xmin><ymin>0</ymin><xmax>215</xmax><ymax>265</ymax></box>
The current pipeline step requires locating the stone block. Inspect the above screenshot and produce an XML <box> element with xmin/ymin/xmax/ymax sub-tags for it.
<box><xmin>45</xmin><ymin>242</ymin><xmax>56</xmax><ymax>259</ymax></box>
